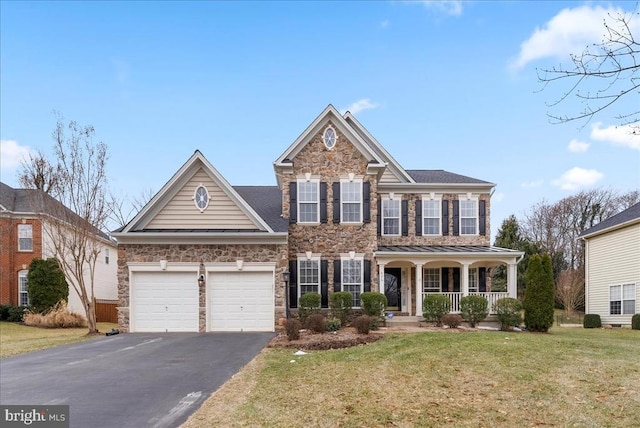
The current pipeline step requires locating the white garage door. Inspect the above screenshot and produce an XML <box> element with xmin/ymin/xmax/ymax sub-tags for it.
<box><xmin>132</xmin><ymin>271</ymin><xmax>199</xmax><ymax>332</ymax></box>
<box><xmin>209</xmin><ymin>271</ymin><xmax>274</xmax><ymax>332</ymax></box>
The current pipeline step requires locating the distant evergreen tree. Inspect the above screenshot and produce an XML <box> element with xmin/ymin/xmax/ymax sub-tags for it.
<box><xmin>27</xmin><ymin>258</ymin><xmax>69</xmax><ymax>313</ymax></box>
<box><xmin>524</xmin><ymin>254</ymin><xmax>555</xmax><ymax>332</ymax></box>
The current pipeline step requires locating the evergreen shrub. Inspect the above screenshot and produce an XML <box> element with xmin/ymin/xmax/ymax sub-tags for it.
<box><xmin>583</xmin><ymin>314</ymin><xmax>602</xmax><ymax>329</ymax></box>
<box><xmin>460</xmin><ymin>295</ymin><xmax>489</xmax><ymax>327</ymax></box>
<box><xmin>423</xmin><ymin>294</ymin><xmax>451</xmax><ymax>326</ymax></box>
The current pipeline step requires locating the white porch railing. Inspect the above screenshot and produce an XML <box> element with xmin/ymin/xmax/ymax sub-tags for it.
<box><xmin>423</xmin><ymin>292</ymin><xmax>509</xmax><ymax>314</ymax></box>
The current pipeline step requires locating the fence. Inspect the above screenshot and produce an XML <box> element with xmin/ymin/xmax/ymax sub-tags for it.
<box><xmin>94</xmin><ymin>299</ymin><xmax>118</xmax><ymax>323</ymax></box>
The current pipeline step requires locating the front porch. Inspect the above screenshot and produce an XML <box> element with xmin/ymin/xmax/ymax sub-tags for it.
<box><xmin>424</xmin><ymin>291</ymin><xmax>509</xmax><ymax>314</ymax></box>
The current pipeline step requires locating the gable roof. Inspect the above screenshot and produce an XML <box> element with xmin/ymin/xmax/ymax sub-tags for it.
<box><xmin>579</xmin><ymin>202</ymin><xmax>640</xmax><ymax>239</ymax></box>
<box><xmin>406</xmin><ymin>170</ymin><xmax>493</xmax><ymax>184</ymax></box>
<box><xmin>233</xmin><ymin>186</ymin><xmax>288</xmax><ymax>233</ymax></box>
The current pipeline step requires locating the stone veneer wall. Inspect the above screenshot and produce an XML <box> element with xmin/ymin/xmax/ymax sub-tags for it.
<box><xmin>117</xmin><ymin>243</ymin><xmax>288</xmax><ymax>332</ymax></box>
<box><xmin>283</xmin><ymin>121</ymin><xmax>379</xmax><ymax>292</ymax></box>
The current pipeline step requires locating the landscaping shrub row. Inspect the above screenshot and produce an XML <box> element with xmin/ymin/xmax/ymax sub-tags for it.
<box><xmin>0</xmin><ymin>304</ymin><xmax>29</xmax><ymax>323</ymax></box>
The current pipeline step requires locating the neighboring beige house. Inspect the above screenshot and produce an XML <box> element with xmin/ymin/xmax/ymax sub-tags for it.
<box><xmin>580</xmin><ymin>202</ymin><xmax>640</xmax><ymax>326</ymax></box>
<box><xmin>113</xmin><ymin>105</ymin><xmax>523</xmax><ymax>333</ymax></box>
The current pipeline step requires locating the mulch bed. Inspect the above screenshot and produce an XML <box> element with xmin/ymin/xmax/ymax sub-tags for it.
<box><xmin>267</xmin><ymin>327</ymin><xmax>385</xmax><ymax>350</ymax></box>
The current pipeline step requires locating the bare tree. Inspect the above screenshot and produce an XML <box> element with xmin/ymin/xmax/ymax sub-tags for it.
<box><xmin>17</xmin><ymin>150</ymin><xmax>60</xmax><ymax>193</ymax></box>
<box><xmin>555</xmin><ymin>269</ymin><xmax>585</xmax><ymax>316</ymax></box>
<box><xmin>108</xmin><ymin>187</ymin><xmax>155</xmax><ymax>229</ymax></box>
<box><xmin>537</xmin><ymin>10</ymin><xmax>639</xmax><ymax>131</ymax></box>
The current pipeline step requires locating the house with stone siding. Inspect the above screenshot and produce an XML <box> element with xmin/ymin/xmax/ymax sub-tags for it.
<box><xmin>113</xmin><ymin>105</ymin><xmax>523</xmax><ymax>332</ymax></box>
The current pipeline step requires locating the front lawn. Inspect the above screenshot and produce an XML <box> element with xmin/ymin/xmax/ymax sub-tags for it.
<box><xmin>0</xmin><ymin>322</ymin><xmax>118</xmax><ymax>358</ymax></box>
<box><xmin>183</xmin><ymin>327</ymin><xmax>640</xmax><ymax>427</ymax></box>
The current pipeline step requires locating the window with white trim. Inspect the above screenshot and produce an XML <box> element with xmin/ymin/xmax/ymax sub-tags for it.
<box><xmin>469</xmin><ymin>268</ymin><xmax>479</xmax><ymax>292</ymax></box>
<box><xmin>298</xmin><ymin>258</ymin><xmax>320</xmax><ymax>297</ymax></box>
<box><xmin>382</xmin><ymin>198</ymin><xmax>400</xmax><ymax>236</ymax></box>
<box><xmin>323</xmin><ymin>126</ymin><xmax>337</xmax><ymax>149</ymax></box>
<box><xmin>423</xmin><ymin>199</ymin><xmax>441</xmax><ymax>235</ymax></box>
<box><xmin>342</xmin><ymin>258</ymin><xmax>363</xmax><ymax>307</ymax></box>
<box><xmin>19</xmin><ymin>270</ymin><xmax>29</xmax><ymax>306</ymax></box>
<box><xmin>610</xmin><ymin>283</ymin><xmax>636</xmax><ymax>315</ymax></box>
<box><xmin>298</xmin><ymin>180</ymin><xmax>319</xmax><ymax>223</ymax></box>
<box><xmin>460</xmin><ymin>199</ymin><xmax>478</xmax><ymax>235</ymax></box>
<box><xmin>341</xmin><ymin>180</ymin><xmax>362</xmax><ymax>223</ymax></box>
<box><xmin>423</xmin><ymin>268</ymin><xmax>440</xmax><ymax>292</ymax></box>
<box><xmin>18</xmin><ymin>224</ymin><xmax>33</xmax><ymax>251</ymax></box>
<box><xmin>193</xmin><ymin>184</ymin><xmax>210</xmax><ymax>212</ymax></box>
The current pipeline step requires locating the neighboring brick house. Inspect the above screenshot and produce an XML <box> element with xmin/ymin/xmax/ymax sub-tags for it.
<box><xmin>113</xmin><ymin>105</ymin><xmax>523</xmax><ymax>332</ymax></box>
<box><xmin>0</xmin><ymin>182</ymin><xmax>118</xmax><ymax>314</ymax></box>
<box><xmin>580</xmin><ymin>202</ymin><xmax>639</xmax><ymax>326</ymax></box>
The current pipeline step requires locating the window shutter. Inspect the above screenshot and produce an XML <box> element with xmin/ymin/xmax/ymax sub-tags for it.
<box><xmin>332</xmin><ymin>182</ymin><xmax>341</xmax><ymax>223</ymax></box>
<box><xmin>453</xmin><ymin>268</ymin><xmax>460</xmax><ymax>292</ymax></box>
<box><xmin>442</xmin><ymin>199</ymin><xmax>449</xmax><ymax>236</ymax></box>
<box><xmin>415</xmin><ymin>200</ymin><xmax>422</xmax><ymax>236</ymax></box>
<box><xmin>333</xmin><ymin>260</ymin><xmax>341</xmax><ymax>292</ymax></box>
<box><xmin>289</xmin><ymin>260</ymin><xmax>298</xmax><ymax>308</ymax></box>
<box><xmin>441</xmin><ymin>267</ymin><xmax>449</xmax><ymax>292</ymax></box>
<box><xmin>363</xmin><ymin>182</ymin><xmax>371</xmax><ymax>223</ymax></box>
<box><xmin>377</xmin><ymin>199</ymin><xmax>382</xmax><ymax>236</ymax></box>
<box><xmin>289</xmin><ymin>182</ymin><xmax>297</xmax><ymax>224</ymax></box>
<box><xmin>402</xmin><ymin>200</ymin><xmax>408</xmax><ymax>236</ymax></box>
<box><xmin>321</xmin><ymin>260</ymin><xmax>328</xmax><ymax>308</ymax></box>
<box><xmin>479</xmin><ymin>199</ymin><xmax>486</xmax><ymax>236</ymax></box>
<box><xmin>363</xmin><ymin>260</ymin><xmax>371</xmax><ymax>293</ymax></box>
<box><xmin>453</xmin><ymin>200</ymin><xmax>460</xmax><ymax>236</ymax></box>
<box><xmin>479</xmin><ymin>267</ymin><xmax>487</xmax><ymax>292</ymax></box>
<box><xmin>320</xmin><ymin>182</ymin><xmax>328</xmax><ymax>223</ymax></box>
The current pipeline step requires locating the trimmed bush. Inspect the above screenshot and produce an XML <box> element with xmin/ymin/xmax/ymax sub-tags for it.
<box><xmin>7</xmin><ymin>306</ymin><xmax>28</xmax><ymax>323</ymax></box>
<box><xmin>327</xmin><ymin>317</ymin><xmax>341</xmax><ymax>332</ymax></box>
<box><xmin>0</xmin><ymin>304</ymin><xmax>11</xmax><ymax>321</ymax></box>
<box><xmin>423</xmin><ymin>294</ymin><xmax>451</xmax><ymax>326</ymax></box>
<box><xmin>583</xmin><ymin>314</ymin><xmax>602</xmax><ymax>329</ymax></box>
<box><xmin>352</xmin><ymin>315</ymin><xmax>372</xmax><ymax>334</ymax></box>
<box><xmin>632</xmin><ymin>314</ymin><xmax>640</xmax><ymax>330</ymax></box>
<box><xmin>523</xmin><ymin>254</ymin><xmax>555</xmax><ymax>332</ymax></box>
<box><xmin>23</xmin><ymin>301</ymin><xmax>86</xmax><ymax>328</ymax></box>
<box><xmin>306</xmin><ymin>313</ymin><xmax>327</xmax><ymax>333</ymax></box>
<box><xmin>441</xmin><ymin>313</ymin><xmax>463</xmax><ymax>328</ymax></box>
<box><xmin>360</xmin><ymin>292</ymin><xmax>387</xmax><ymax>317</ymax></box>
<box><xmin>493</xmin><ymin>298</ymin><xmax>522</xmax><ymax>331</ymax></box>
<box><xmin>27</xmin><ymin>258</ymin><xmax>69</xmax><ymax>314</ymax></box>
<box><xmin>298</xmin><ymin>292</ymin><xmax>321</xmax><ymax>325</ymax></box>
<box><xmin>329</xmin><ymin>292</ymin><xmax>353</xmax><ymax>325</ymax></box>
<box><xmin>285</xmin><ymin>318</ymin><xmax>302</xmax><ymax>340</ymax></box>
<box><xmin>460</xmin><ymin>295</ymin><xmax>489</xmax><ymax>327</ymax></box>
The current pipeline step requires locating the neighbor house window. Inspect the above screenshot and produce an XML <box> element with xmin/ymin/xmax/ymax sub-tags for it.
<box><xmin>423</xmin><ymin>268</ymin><xmax>440</xmax><ymax>292</ymax></box>
<box><xmin>105</xmin><ymin>248</ymin><xmax>110</xmax><ymax>265</ymax></box>
<box><xmin>342</xmin><ymin>258</ymin><xmax>363</xmax><ymax>307</ymax></box>
<box><xmin>18</xmin><ymin>224</ymin><xmax>33</xmax><ymax>251</ymax></box>
<box><xmin>610</xmin><ymin>284</ymin><xmax>636</xmax><ymax>315</ymax></box>
<box><xmin>423</xmin><ymin>199</ymin><xmax>441</xmax><ymax>235</ymax></box>
<box><xmin>469</xmin><ymin>268</ymin><xmax>479</xmax><ymax>292</ymax></box>
<box><xmin>382</xmin><ymin>198</ymin><xmax>400</xmax><ymax>236</ymax></box>
<box><xmin>298</xmin><ymin>180</ymin><xmax>319</xmax><ymax>223</ymax></box>
<box><xmin>341</xmin><ymin>180</ymin><xmax>362</xmax><ymax>223</ymax></box>
<box><xmin>460</xmin><ymin>199</ymin><xmax>478</xmax><ymax>235</ymax></box>
<box><xmin>298</xmin><ymin>258</ymin><xmax>320</xmax><ymax>297</ymax></box>
<box><xmin>19</xmin><ymin>270</ymin><xmax>29</xmax><ymax>306</ymax></box>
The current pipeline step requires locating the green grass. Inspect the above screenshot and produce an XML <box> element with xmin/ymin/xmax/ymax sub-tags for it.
<box><xmin>183</xmin><ymin>328</ymin><xmax>640</xmax><ymax>428</ymax></box>
<box><xmin>0</xmin><ymin>322</ymin><xmax>119</xmax><ymax>358</ymax></box>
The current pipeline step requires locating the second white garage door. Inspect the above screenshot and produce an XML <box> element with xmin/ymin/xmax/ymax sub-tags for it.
<box><xmin>209</xmin><ymin>271</ymin><xmax>274</xmax><ymax>332</ymax></box>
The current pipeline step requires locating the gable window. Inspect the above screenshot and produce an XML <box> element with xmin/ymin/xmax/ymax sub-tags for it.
<box><xmin>423</xmin><ymin>199</ymin><xmax>441</xmax><ymax>235</ymax></box>
<box><xmin>322</xmin><ymin>126</ymin><xmax>337</xmax><ymax>149</ymax></box>
<box><xmin>298</xmin><ymin>258</ymin><xmax>320</xmax><ymax>297</ymax></box>
<box><xmin>19</xmin><ymin>270</ymin><xmax>29</xmax><ymax>306</ymax></box>
<box><xmin>18</xmin><ymin>224</ymin><xmax>33</xmax><ymax>251</ymax></box>
<box><xmin>460</xmin><ymin>199</ymin><xmax>478</xmax><ymax>235</ymax></box>
<box><xmin>193</xmin><ymin>184</ymin><xmax>210</xmax><ymax>212</ymax></box>
<box><xmin>298</xmin><ymin>180</ymin><xmax>319</xmax><ymax>223</ymax></box>
<box><xmin>341</xmin><ymin>180</ymin><xmax>362</xmax><ymax>223</ymax></box>
<box><xmin>610</xmin><ymin>284</ymin><xmax>636</xmax><ymax>315</ymax></box>
<box><xmin>423</xmin><ymin>268</ymin><xmax>440</xmax><ymax>292</ymax></box>
<box><xmin>342</xmin><ymin>258</ymin><xmax>363</xmax><ymax>307</ymax></box>
<box><xmin>382</xmin><ymin>199</ymin><xmax>400</xmax><ymax>236</ymax></box>
<box><xmin>468</xmin><ymin>268</ymin><xmax>479</xmax><ymax>292</ymax></box>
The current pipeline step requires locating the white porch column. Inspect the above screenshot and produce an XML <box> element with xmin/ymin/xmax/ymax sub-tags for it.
<box><xmin>461</xmin><ymin>262</ymin><xmax>470</xmax><ymax>297</ymax></box>
<box><xmin>406</xmin><ymin>268</ymin><xmax>412</xmax><ymax>316</ymax></box>
<box><xmin>378</xmin><ymin>263</ymin><xmax>386</xmax><ymax>294</ymax></box>
<box><xmin>507</xmin><ymin>262</ymin><xmax>517</xmax><ymax>298</ymax></box>
<box><xmin>415</xmin><ymin>263</ymin><xmax>423</xmax><ymax>317</ymax></box>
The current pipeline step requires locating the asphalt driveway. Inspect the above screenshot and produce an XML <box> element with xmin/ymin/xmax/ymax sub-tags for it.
<box><xmin>0</xmin><ymin>332</ymin><xmax>275</xmax><ymax>428</ymax></box>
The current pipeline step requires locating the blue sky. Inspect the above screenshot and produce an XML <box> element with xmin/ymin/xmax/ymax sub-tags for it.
<box><xmin>1</xmin><ymin>1</ymin><xmax>639</xmax><ymax>239</ymax></box>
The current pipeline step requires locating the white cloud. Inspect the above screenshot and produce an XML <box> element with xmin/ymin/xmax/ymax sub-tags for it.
<box><xmin>511</xmin><ymin>5</ymin><xmax>628</xmax><ymax>70</ymax></box>
<box><xmin>552</xmin><ymin>167</ymin><xmax>604</xmax><ymax>191</ymax></box>
<box><xmin>521</xmin><ymin>180</ymin><xmax>544</xmax><ymax>189</ymax></box>
<box><xmin>567</xmin><ymin>139</ymin><xmax>589</xmax><ymax>153</ymax></box>
<box><xmin>590</xmin><ymin>123</ymin><xmax>640</xmax><ymax>150</ymax></box>
<box><xmin>419</xmin><ymin>1</ymin><xmax>463</xmax><ymax>16</ymax></box>
<box><xmin>341</xmin><ymin>99</ymin><xmax>381</xmax><ymax>115</ymax></box>
<box><xmin>0</xmin><ymin>140</ymin><xmax>31</xmax><ymax>169</ymax></box>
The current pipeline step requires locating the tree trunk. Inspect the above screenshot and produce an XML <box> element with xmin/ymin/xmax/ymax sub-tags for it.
<box><xmin>85</xmin><ymin>299</ymin><xmax>99</xmax><ymax>335</ymax></box>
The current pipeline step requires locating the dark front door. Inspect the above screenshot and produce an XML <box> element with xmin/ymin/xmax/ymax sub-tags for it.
<box><xmin>384</xmin><ymin>268</ymin><xmax>402</xmax><ymax>311</ymax></box>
